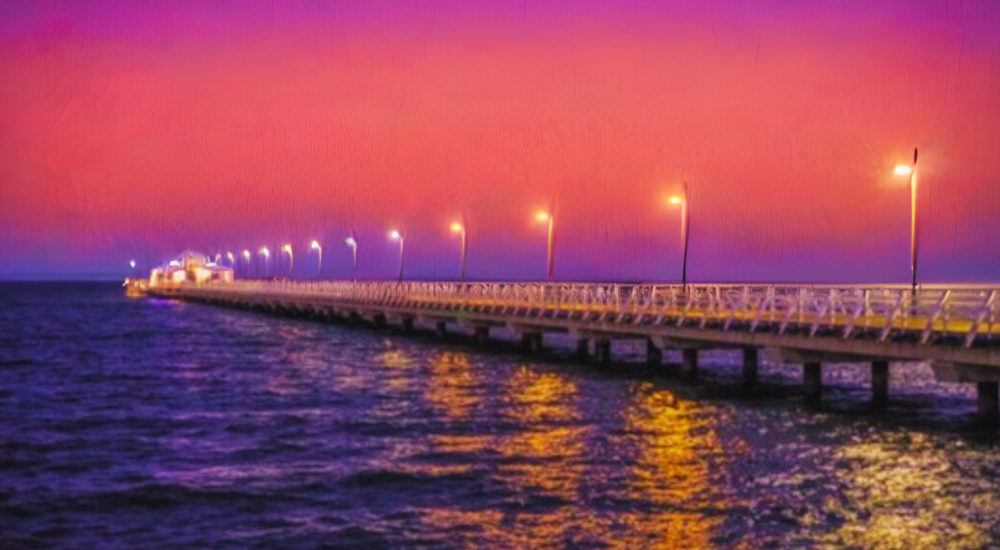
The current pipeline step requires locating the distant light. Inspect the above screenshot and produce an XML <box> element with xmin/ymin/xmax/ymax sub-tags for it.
<box><xmin>226</xmin><ymin>252</ymin><xmax>234</xmax><ymax>262</ymax></box>
<box><xmin>451</xmin><ymin>223</ymin><xmax>463</xmax><ymax>232</ymax></box>
<box><xmin>345</xmin><ymin>237</ymin><xmax>357</xmax><ymax>247</ymax></box>
<box><xmin>243</xmin><ymin>250</ymin><xmax>251</xmax><ymax>259</ymax></box>
<box><xmin>282</xmin><ymin>244</ymin><xmax>292</xmax><ymax>253</ymax></box>
<box><xmin>536</xmin><ymin>212</ymin><xmax>549</xmax><ymax>221</ymax></box>
<box><xmin>207</xmin><ymin>262</ymin><xmax>216</xmax><ymax>267</ymax></box>
<box><xmin>669</xmin><ymin>197</ymin><xmax>682</xmax><ymax>204</ymax></box>
<box><xmin>260</xmin><ymin>247</ymin><xmax>270</xmax><ymax>256</ymax></box>
<box><xmin>311</xmin><ymin>240</ymin><xmax>320</xmax><ymax>249</ymax></box>
<box><xmin>894</xmin><ymin>165</ymin><xmax>912</xmax><ymax>175</ymax></box>
<box><xmin>389</xmin><ymin>230</ymin><xmax>401</xmax><ymax>240</ymax></box>
<box><xmin>129</xmin><ymin>260</ymin><xmax>136</xmax><ymax>268</ymax></box>
<box><xmin>169</xmin><ymin>260</ymin><xmax>180</xmax><ymax>267</ymax></box>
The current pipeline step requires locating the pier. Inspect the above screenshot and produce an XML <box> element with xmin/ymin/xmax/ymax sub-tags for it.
<box><xmin>149</xmin><ymin>280</ymin><xmax>1000</xmax><ymax>418</ymax></box>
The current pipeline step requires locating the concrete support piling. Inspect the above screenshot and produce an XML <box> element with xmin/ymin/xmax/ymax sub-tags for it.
<box><xmin>575</xmin><ymin>339</ymin><xmax>589</xmax><ymax>361</ymax></box>
<box><xmin>522</xmin><ymin>333</ymin><xmax>542</xmax><ymax>354</ymax></box>
<box><xmin>372</xmin><ymin>313</ymin><xmax>386</xmax><ymax>328</ymax></box>
<box><xmin>682</xmin><ymin>349</ymin><xmax>698</xmax><ymax>377</ymax></box>
<box><xmin>474</xmin><ymin>326</ymin><xmax>489</xmax><ymax>345</ymax></box>
<box><xmin>646</xmin><ymin>339</ymin><xmax>662</xmax><ymax>366</ymax></box>
<box><xmin>977</xmin><ymin>382</ymin><xmax>999</xmax><ymax>419</ymax></box>
<box><xmin>804</xmin><ymin>362</ymin><xmax>823</xmax><ymax>401</ymax></box>
<box><xmin>400</xmin><ymin>318</ymin><xmax>414</xmax><ymax>333</ymax></box>
<box><xmin>742</xmin><ymin>347</ymin><xmax>759</xmax><ymax>385</ymax></box>
<box><xmin>595</xmin><ymin>339</ymin><xmax>612</xmax><ymax>364</ymax></box>
<box><xmin>435</xmin><ymin>321</ymin><xmax>447</xmax><ymax>338</ymax></box>
<box><xmin>871</xmin><ymin>360</ymin><xmax>889</xmax><ymax>403</ymax></box>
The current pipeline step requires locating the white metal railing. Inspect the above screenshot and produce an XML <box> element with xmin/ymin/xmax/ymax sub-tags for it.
<box><xmin>165</xmin><ymin>280</ymin><xmax>1000</xmax><ymax>348</ymax></box>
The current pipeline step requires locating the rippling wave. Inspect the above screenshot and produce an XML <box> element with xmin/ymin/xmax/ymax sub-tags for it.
<box><xmin>0</xmin><ymin>282</ymin><xmax>998</xmax><ymax>549</ymax></box>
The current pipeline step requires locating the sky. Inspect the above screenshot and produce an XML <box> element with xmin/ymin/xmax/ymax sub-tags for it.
<box><xmin>1</xmin><ymin>0</ymin><xmax>999</xmax><ymax>282</ymax></box>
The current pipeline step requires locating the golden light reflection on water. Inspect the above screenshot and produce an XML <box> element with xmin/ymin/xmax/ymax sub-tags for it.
<box><xmin>376</xmin><ymin>347</ymin><xmax>415</xmax><ymax>393</ymax></box>
<box><xmin>497</xmin><ymin>365</ymin><xmax>587</xmax><ymax>499</ymax></box>
<box><xmin>823</xmin><ymin>435</ymin><xmax>996</xmax><ymax>550</ymax></box>
<box><xmin>418</xmin><ymin>366</ymin><xmax>740</xmax><ymax>548</ymax></box>
<box><xmin>426</xmin><ymin>351</ymin><xmax>489</xmax><ymax>455</ymax></box>
<box><xmin>614</xmin><ymin>381</ymin><xmax>730</xmax><ymax>550</ymax></box>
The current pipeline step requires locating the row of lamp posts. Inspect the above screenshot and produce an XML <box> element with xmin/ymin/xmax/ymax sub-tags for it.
<box><xmin>180</xmin><ymin>150</ymin><xmax>917</xmax><ymax>289</ymax></box>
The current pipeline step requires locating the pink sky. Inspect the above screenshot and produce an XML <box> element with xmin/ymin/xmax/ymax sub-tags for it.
<box><xmin>2</xmin><ymin>0</ymin><xmax>999</xmax><ymax>281</ymax></box>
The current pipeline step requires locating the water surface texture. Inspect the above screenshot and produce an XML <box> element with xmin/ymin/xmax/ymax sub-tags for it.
<box><xmin>1</xmin><ymin>283</ymin><xmax>999</xmax><ymax>549</ymax></box>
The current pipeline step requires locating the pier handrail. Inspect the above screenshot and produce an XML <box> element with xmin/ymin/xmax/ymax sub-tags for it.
<box><xmin>163</xmin><ymin>280</ymin><xmax>1000</xmax><ymax>348</ymax></box>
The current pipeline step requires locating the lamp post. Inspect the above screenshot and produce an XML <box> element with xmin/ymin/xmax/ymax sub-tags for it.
<box><xmin>282</xmin><ymin>244</ymin><xmax>293</xmax><ymax>276</ymax></box>
<box><xmin>389</xmin><ymin>230</ymin><xmax>405</xmax><ymax>283</ymax></box>
<box><xmin>260</xmin><ymin>247</ymin><xmax>270</xmax><ymax>277</ymax></box>
<box><xmin>243</xmin><ymin>250</ymin><xmax>251</xmax><ymax>278</ymax></box>
<box><xmin>894</xmin><ymin>148</ymin><xmax>919</xmax><ymax>294</ymax></box>
<box><xmin>345</xmin><ymin>236</ymin><xmax>358</xmax><ymax>282</ymax></box>
<box><xmin>450</xmin><ymin>222</ymin><xmax>467</xmax><ymax>281</ymax></box>
<box><xmin>669</xmin><ymin>181</ymin><xmax>690</xmax><ymax>290</ymax></box>
<box><xmin>536</xmin><ymin>211</ymin><xmax>555</xmax><ymax>281</ymax></box>
<box><xmin>310</xmin><ymin>240</ymin><xmax>322</xmax><ymax>278</ymax></box>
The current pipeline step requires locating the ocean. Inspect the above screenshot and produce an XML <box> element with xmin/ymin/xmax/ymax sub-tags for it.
<box><xmin>1</xmin><ymin>282</ymin><xmax>998</xmax><ymax>549</ymax></box>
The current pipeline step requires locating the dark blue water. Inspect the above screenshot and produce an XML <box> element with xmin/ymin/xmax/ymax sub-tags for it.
<box><xmin>1</xmin><ymin>282</ymin><xmax>999</xmax><ymax>549</ymax></box>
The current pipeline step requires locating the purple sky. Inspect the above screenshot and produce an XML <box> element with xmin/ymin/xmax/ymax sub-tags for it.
<box><xmin>2</xmin><ymin>0</ymin><xmax>999</xmax><ymax>282</ymax></box>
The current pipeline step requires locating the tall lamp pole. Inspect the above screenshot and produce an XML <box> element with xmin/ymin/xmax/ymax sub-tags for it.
<box><xmin>345</xmin><ymin>236</ymin><xmax>358</xmax><ymax>282</ymax></box>
<box><xmin>451</xmin><ymin>222</ymin><xmax>467</xmax><ymax>281</ymax></box>
<box><xmin>310</xmin><ymin>240</ymin><xmax>322</xmax><ymax>279</ymax></box>
<box><xmin>282</xmin><ymin>244</ymin><xmax>294</xmax><ymax>276</ymax></box>
<box><xmin>260</xmin><ymin>247</ymin><xmax>270</xmax><ymax>277</ymax></box>
<box><xmin>536</xmin><ymin>210</ymin><xmax>555</xmax><ymax>281</ymax></box>
<box><xmin>894</xmin><ymin>148</ymin><xmax>919</xmax><ymax>294</ymax></box>
<box><xmin>669</xmin><ymin>181</ymin><xmax>690</xmax><ymax>289</ymax></box>
<box><xmin>390</xmin><ymin>230</ymin><xmax>405</xmax><ymax>283</ymax></box>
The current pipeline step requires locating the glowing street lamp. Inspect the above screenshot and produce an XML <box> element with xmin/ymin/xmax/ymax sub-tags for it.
<box><xmin>536</xmin><ymin>210</ymin><xmax>555</xmax><ymax>281</ymax></box>
<box><xmin>344</xmin><ymin>236</ymin><xmax>358</xmax><ymax>282</ymax></box>
<box><xmin>260</xmin><ymin>247</ymin><xmax>270</xmax><ymax>277</ymax></box>
<box><xmin>282</xmin><ymin>244</ymin><xmax>293</xmax><ymax>276</ymax></box>
<box><xmin>450</xmin><ymin>222</ymin><xmax>468</xmax><ymax>281</ymax></box>
<box><xmin>669</xmin><ymin>181</ymin><xmax>691</xmax><ymax>289</ymax></box>
<box><xmin>389</xmin><ymin>230</ymin><xmax>405</xmax><ymax>283</ymax></box>
<box><xmin>243</xmin><ymin>250</ymin><xmax>251</xmax><ymax>277</ymax></box>
<box><xmin>310</xmin><ymin>240</ymin><xmax>322</xmax><ymax>278</ymax></box>
<box><xmin>894</xmin><ymin>148</ymin><xmax>919</xmax><ymax>293</ymax></box>
<box><xmin>226</xmin><ymin>251</ymin><xmax>234</xmax><ymax>268</ymax></box>
<box><xmin>129</xmin><ymin>259</ymin><xmax>136</xmax><ymax>269</ymax></box>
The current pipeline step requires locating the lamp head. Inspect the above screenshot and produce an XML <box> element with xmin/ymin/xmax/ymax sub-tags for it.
<box><xmin>282</xmin><ymin>244</ymin><xmax>292</xmax><ymax>253</ymax></box>
<box><xmin>311</xmin><ymin>240</ymin><xmax>320</xmax><ymax>249</ymax></box>
<box><xmin>894</xmin><ymin>165</ymin><xmax>912</xmax><ymax>176</ymax></box>
<box><xmin>129</xmin><ymin>260</ymin><xmax>136</xmax><ymax>268</ymax></box>
<box><xmin>450</xmin><ymin>223</ymin><xmax>463</xmax><ymax>232</ymax></box>
<box><xmin>243</xmin><ymin>250</ymin><xmax>251</xmax><ymax>259</ymax></box>
<box><xmin>389</xmin><ymin>230</ymin><xmax>401</xmax><ymax>240</ymax></box>
<box><xmin>260</xmin><ymin>247</ymin><xmax>269</xmax><ymax>256</ymax></box>
<box><xmin>227</xmin><ymin>252</ymin><xmax>234</xmax><ymax>261</ymax></box>
<box><xmin>536</xmin><ymin>212</ymin><xmax>549</xmax><ymax>222</ymax></box>
<box><xmin>669</xmin><ymin>197</ymin><xmax>682</xmax><ymax>204</ymax></box>
<box><xmin>345</xmin><ymin>237</ymin><xmax>356</xmax><ymax>247</ymax></box>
